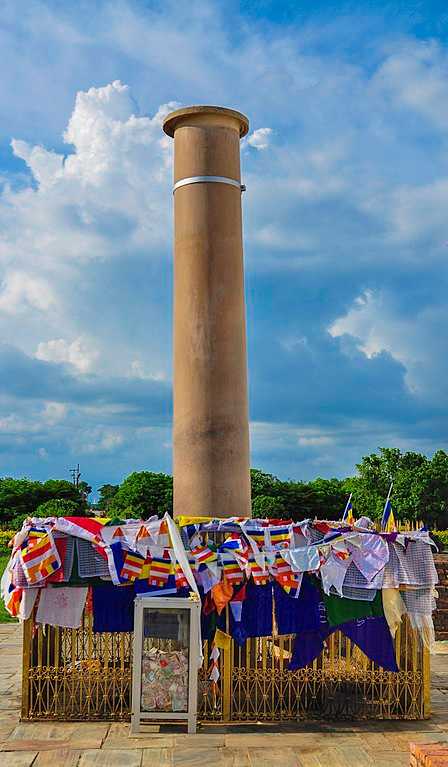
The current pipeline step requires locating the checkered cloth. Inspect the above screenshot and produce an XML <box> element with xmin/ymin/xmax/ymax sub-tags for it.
<box><xmin>382</xmin><ymin>540</ymin><xmax>438</xmax><ymax>588</ymax></box>
<box><xmin>401</xmin><ymin>587</ymin><xmax>437</xmax><ymax>616</ymax></box>
<box><xmin>343</xmin><ymin>560</ymin><xmax>384</xmax><ymax>591</ymax></box>
<box><xmin>60</xmin><ymin>535</ymin><xmax>75</xmax><ymax>580</ymax></box>
<box><xmin>76</xmin><ymin>538</ymin><xmax>109</xmax><ymax>578</ymax></box>
<box><xmin>329</xmin><ymin>563</ymin><xmax>378</xmax><ymax>601</ymax></box>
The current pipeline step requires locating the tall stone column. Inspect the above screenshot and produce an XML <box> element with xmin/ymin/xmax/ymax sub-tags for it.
<box><xmin>163</xmin><ymin>106</ymin><xmax>251</xmax><ymax>519</ymax></box>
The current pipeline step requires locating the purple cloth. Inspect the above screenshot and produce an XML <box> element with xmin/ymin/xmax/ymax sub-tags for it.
<box><xmin>92</xmin><ymin>584</ymin><xmax>134</xmax><ymax>633</ymax></box>
<box><xmin>289</xmin><ymin>615</ymin><xmax>398</xmax><ymax>672</ymax></box>
<box><xmin>274</xmin><ymin>577</ymin><xmax>322</xmax><ymax>634</ymax></box>
<box><xmin>230</xmin><ymin>580</ymin><xmax>273</xmax><ymax>646</ymax></box>
<box><xmin>342</xmin><ymin>617</ymin><xmax>398</xmax><ymax>671</ymax></box>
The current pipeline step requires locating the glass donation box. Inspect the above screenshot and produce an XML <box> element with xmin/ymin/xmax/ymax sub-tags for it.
<box><xmin>131</xmin><ymin>595</ymin><xmax>202</xmax><ymax>734</ymax></box>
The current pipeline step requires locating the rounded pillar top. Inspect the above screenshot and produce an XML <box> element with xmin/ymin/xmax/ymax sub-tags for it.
<box><xmin>163</xmin><ymin>105</ymin><xmax>249</xmax><ymax>139</ymax></box>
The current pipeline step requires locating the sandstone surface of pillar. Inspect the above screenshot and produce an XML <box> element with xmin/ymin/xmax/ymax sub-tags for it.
<box><xmin>163</xmin><ymin>105</ymin><xmax>251</xmax><ymax>519</ymax></box>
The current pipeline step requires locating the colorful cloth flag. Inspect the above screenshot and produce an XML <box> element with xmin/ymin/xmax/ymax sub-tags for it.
<box><xmin>105</xmin><ymin>541</ymin><xmax>125</xmax><ymax>585</ymax></box>
<box><xmin>249</xmin><ymin>556</ymin><xmax>269</xmax><ymax>586</ymax></box>
<box><xmin>268</xmin><ymin>526</ymin><xmax>290</xmax><ymax>547</ymax></box>
<box><xmin>381</xmin><ymin>499</ymin><xmax>396</xmax><ymax>533</ymax></box>
<box><xmin>20</xmin><ymin>531</ymin><xmax>61</xmax><ymax>585</ymax></box>
<box><xmin>140</xmin><ymin>556</ymin><xmax>152</xmax><ymax>580</ymax></box>
<box><xmin>190</xmin><ymin>545</ymin><xmax>217</xmax><ymax>566</ymax></box>
<box><xmin>149</xmin><ymin>551</ymin><xmax>172</xmax><ymax>588</ymax></box>
<box><xmin>342</xmin><ymin>497</ymin><xmax>355</xmax><ymax>525</ymax></box>
<box><xmin>245</xmin><ymin>529</ymin><xmax>266</xmax><ymax>547</ymax></box>
<box><xmin>222</xmin><ymin>557</ymin><xmax>244</xmax><ymax>585</ymax></box>
<box><xmin>272</xmin><ymin>551</ymin><xmax>299</xmax><ymax>591</ymax></box>
<box><xmin>174</xmin><ymin>561</ymin><xmax>189</xmax><ymax>589</ymax></box>
<box><xmin>136</xmin><ymin>525</ymin><xmax>149</xmax><ymax>541</ymax></box>
<box><xmin>120</xmin><ymin>550</ymin><xmax>146</xmax><ymax>582</ymax></box>
<box><xmin>6</xmin><ymin>587</ymin><xmax>22</xmax><ymax>618</ymax></box>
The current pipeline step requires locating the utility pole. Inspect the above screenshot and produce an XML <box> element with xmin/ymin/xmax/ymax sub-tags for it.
<box><xmin>70</xmin><ymin>464</ymin><xmax>81</xmax><ymax>488</ymax></box>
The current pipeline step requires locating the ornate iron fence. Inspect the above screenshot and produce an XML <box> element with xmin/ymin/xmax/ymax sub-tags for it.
<box><xmin>21</xmin><ymin>610</ymin><xmax>430</xmax><ymax>723</ymax></box>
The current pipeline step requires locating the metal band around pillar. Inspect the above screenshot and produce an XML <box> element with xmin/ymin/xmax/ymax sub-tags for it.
<box><xmin>173</xmin><ymin>175</ymin><xmax>246</xmax><ymax>193</ymax></box>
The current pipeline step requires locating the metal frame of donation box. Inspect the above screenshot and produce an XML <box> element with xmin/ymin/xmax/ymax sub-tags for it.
<box><xmin>131</xmin><ymin>595</ymin><xmax>202</xmax><ymax>734</ymax></box>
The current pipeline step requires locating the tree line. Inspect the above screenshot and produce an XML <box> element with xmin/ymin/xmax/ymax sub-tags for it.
<box><xmin>1</xmin><ymin>448</ymin><xmax>448</xmax><ymax>530</ymax></box>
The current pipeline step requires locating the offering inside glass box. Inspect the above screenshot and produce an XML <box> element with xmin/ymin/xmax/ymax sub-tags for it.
<box><xmin>140</xmin><ymin>607</ymin><xmax>190</xmax><ymax>712</ymax></box>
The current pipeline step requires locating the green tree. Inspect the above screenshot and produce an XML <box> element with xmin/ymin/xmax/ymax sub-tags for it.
<box><xmin>252</xmin><ymin>494</ymin><xmax>286</xmax><ymax>518</ymax></box>
<box><xmin>97</xmin><ymin>484</ymin><xmax>119</xmax><ymax>512</ymax></box>
<box><xmin>78</xmin><ymin>481</ymin><xmax>92</xmax><ymax>504</ymax></box>
<box><xmin>42</xmin><ymin>479</ymin><xmax>82</xmax><ymax>504</ymax></box>
<box><xmin>0</xmin><ymin>477</ymin><xmax>85</xmax><ymax>529</ymax></box>
<box><xmin>250</xmin><ymin>469</ymin><xmax>282</xmax><ymax>499</ymax></box>
<box><xmin>307</xmin><ymin>477</ymin><xmax>351</xmax><ymax>520</ymax></box>
<box><xmin>111</xmin><ymin>471</ymin><xmax>173</xmax><ymax>519</ymax></box>
<box><xmin>35</xmin><ymin>499</ymin><xmax>80</xmax><ymax>518</ymax></box>
<box><xmin>350</xmin><ymin>447</ymin><xmax>448</xmax><ymax>526</ymax></box>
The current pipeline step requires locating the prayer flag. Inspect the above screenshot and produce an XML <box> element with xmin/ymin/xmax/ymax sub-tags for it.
<box><xmin>20</xmin><ymin>531</ymin><xmax>61</xmax><ymax>585</ymax></box>
<box><xmin>246</xmin><ymin>529</ymin><xmax>266</xmax><ymax>547</ymax></box>
<box><xmin>105</xmin><ymin>541</ymin><xmax>126</xmax><ymax>585</ymax></box>
<box><xmin>190</xmin><ymin>545</ymin><xmax>217</xmax><ymax>566</ymax></box>
<box><xmin>149</xmin><ymin>551</ymin><xmax>172</xmax><ymax>588</ymax></box>
<box><xmin>381</xmin><ymin>499</ymin><xmax>396</xmax><ymax>532</ymax></box>
<box><xmin>342</xmin><ymin>494</ymin><xmax>355</xmax><ymax>525</ymax></box>
<box><xmin>249</xmin><ymin>556</ymin><xmax>269</xmax><ymax>586</ymax></box>
<box><xmin>222</xmin><ymin>557</ymin><xmax>244</xmax><ymax>585</ymax></box>
<box><xmin>120</xmin><ymin>550</ymin><xmax>145</xmax><ymax>582</ymax></box>
<box><xmin>136</xmin><ymin>525</ymin><xmax>149</xmax><ymax>541</ymax></box>
<box><xmin>272</xmin><ymin>551</ymin><xmax>300</xmax><ymax>591</ymax></box>
<box><xmin>6</xmin><ymin>587</ymin><xmax>22</xmax><ymax>617</ymax></box>
<box><xmin>268</xmin><ymin>526</ymin><xmax>290</xmax><ymax>546</ymax></box>
<box><xmin>174</xmin><ymin>561</ymin><xmax>189</xmax><ymax>589</ymax></box>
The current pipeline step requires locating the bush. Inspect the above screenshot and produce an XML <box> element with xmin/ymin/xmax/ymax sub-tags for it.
<box><xmin>0</xmin><ymin>531</ymin><xmax>15</xmax><ymax>555</ymax></box>
<box><xmin>431</xmin><ymin>530</ymin><xmax>448</xmax><ymax>551</ymax></box>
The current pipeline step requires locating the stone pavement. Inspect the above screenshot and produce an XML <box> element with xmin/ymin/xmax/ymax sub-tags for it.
<box><xmin>0</xmin><ymin>623</ymin><xmax>447</xmax><ymax>767</ymax></box>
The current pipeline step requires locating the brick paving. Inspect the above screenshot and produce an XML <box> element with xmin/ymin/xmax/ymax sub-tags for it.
<box><xmin>0</xmin><ymin>624</ymin><xmax>446</xmax><ymax>766</ymax></box>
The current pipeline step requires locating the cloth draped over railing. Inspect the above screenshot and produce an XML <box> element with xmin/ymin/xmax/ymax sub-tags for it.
<box><xmin>1</xmin><ymin>512</ymin><xmax>439</xmax><ymax>678</ymax></box>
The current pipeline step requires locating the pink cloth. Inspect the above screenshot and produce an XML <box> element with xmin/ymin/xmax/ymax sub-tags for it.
<box><xmin>36</xmin><ymin>586</ymin><xmax>87</xmax><ymax>628</ymax></box>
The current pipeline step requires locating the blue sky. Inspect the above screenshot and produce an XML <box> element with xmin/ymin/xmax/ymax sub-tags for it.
<box><xmin>1</xmin><ymin>0</ymin><xmax>448</xmax><ymax>496</ymax></box>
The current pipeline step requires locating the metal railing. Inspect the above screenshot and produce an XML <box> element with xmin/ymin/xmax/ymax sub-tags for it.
<box><xmin>21</xmin><ymin>607</ymin><xmax>430</xmax><ymax>723</ymax></box>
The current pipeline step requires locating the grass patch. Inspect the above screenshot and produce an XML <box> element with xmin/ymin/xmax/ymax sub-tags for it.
<box><xmin>0</xmin><ymin>553</ymin><xmax>17</xmax><ymax>623</ymax></box>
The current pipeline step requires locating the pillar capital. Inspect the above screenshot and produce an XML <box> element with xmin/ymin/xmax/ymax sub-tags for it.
<box><xmin>163</xmin><ymin>105</ymin><xmax>249</xmax><ymax>139</ymax></box>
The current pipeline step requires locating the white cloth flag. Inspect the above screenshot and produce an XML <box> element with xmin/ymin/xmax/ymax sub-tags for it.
<box><xmin>320</xmin><ymin>554</ymin><xmax>351</xmax><ymax>596</ymax></box>
<box><xmin>349</xmin><ymin>534</ymin><xmax>389</xmax><ymax>582</ymax></box>
<box><xmin>36</xmin><ymin>586</ymin><xmax>88</xmax><ymax>629</ymax></box>
<box><xmin>283</xmin><ymin>546</ymin><xmax>320</xmax><ymax>573</ymax></box>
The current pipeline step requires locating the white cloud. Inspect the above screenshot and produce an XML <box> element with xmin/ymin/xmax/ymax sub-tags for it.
<box><xmin>373</xmin><ymin>41</ymin><xmax>448</xmax><ymax>130</ymax></box>
<box><xmin>129</xmin><ymin>359</ymin><xmax>167</xmax><ymax>381</ymax></box>
<box><xmin>35</xmin><ymin>337</ymin><xmax>98</xmax><ymax>373</ymax></box>
<box><xmin>246</xmin><ymin>128</ymin><xmax>272</xmax><ymax>150</ymax></box>
<box><xmin>329</xmin><ymin>289</ymin><xmax>448</xmax><ymax>398</ymax></box>
<box><xmin>11</xmin><ymin>140</ymin><xmax>64</xmax><ymax>188</ymax></box>
<box><xmin>0</xmin><ymin>271</ymin><xmax>55</xmax><ymax>315</ymax></box>
<box><xmin>79</xmin><ymin>429</ymin><xmax>124</xmax><ymax>454</ymax></box>
<box><xmin>298</xmin><ymin>435</ymin><xmax>334</xmax><ymax>447</ymax></box>
<box><xmin>43</xmin><ymin>401</ymin><xmax>67</xmax><ymax>424</ymax></box>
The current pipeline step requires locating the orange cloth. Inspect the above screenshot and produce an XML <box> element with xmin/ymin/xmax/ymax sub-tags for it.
<box><xmin>211</xmin><ymin>579</ymin><xmax>233</xmax><ymax>615</ymax></box>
